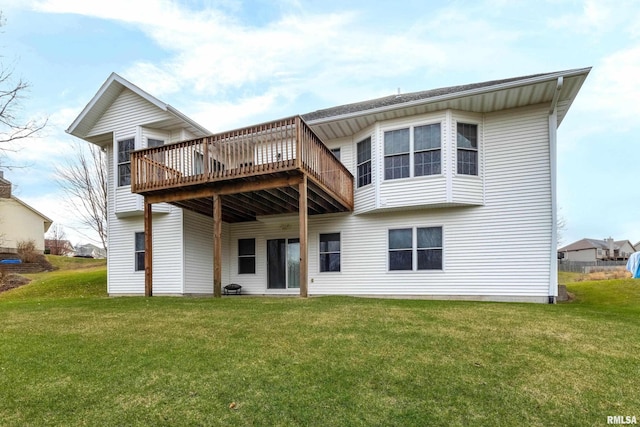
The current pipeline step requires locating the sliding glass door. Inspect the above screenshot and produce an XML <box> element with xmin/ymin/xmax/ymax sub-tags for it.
<box><xmin>267</xmin><ymin>238</ymin><xmax>300</xmax><ymax>289</ymax></box>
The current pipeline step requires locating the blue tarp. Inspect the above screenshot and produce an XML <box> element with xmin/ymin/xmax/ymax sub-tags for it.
<box><xmin>0</xmin><ymin>259</ymin><xmax>21</xmax><ymax>264</ymax></box>
<box><xmin>626</xmin><ymin>252</ymin><xmax>640</xmax><ymax>279</ymax></box>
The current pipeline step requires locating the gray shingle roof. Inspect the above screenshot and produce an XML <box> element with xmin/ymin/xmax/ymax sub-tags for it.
<box><xmin>559</xmin><ymin>238</ymin><xmax>631</xmax><ymax>252</ymax></box>
<box><xmin>301</xmin><ymin>71</ymin><xmax>554</xmax><ymax>122</ymax></box>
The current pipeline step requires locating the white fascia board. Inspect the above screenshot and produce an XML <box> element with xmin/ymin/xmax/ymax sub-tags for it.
<box><xmin>306</xmin><ymin>67</ymin><xmax>592</xmax><ymax>126</ymax></box>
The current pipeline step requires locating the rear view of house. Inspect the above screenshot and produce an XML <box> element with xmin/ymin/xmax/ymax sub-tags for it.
<box><xmin>67</xmin><ymin>67</ymin><xmax>590</xmax><ymax>303</ymax></box>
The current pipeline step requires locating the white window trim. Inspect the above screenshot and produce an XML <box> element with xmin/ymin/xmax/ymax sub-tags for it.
<box><xmin>115</xmin><ymin>134</ymin><xmax>136</xmax><ymax>188</ymax></box>
<box><xmin>134</xmin><ymin>231</ymin><xmax>145</xmax><ymax>273</ymax></box>
<box><xmin>453</xmin><ymin>119</ymin><xmax>482</xmax><ymax>178</ymax></box>
<box><xmin>386</xmin><ymin>226</ymin><xmax>444</xmax><ymax>272</ymax></box>
<box><xmin>356</xmin><ymin>137</ymin><xmax>373</xmax><ymax>188</ymax></box>
<box><xmin>381</xmin><ymin>120</ymin><xmax>444</xmax><ymax>182</ymax></box>
<box><xmin>318</xmin><ymin>232</ymin><xmax>341</xmax><ymax>274</ymax></box>
<box><xmin>238</xmin><ymin>238</ymin><xmax>257</xmax><ymax>275</ymax></box>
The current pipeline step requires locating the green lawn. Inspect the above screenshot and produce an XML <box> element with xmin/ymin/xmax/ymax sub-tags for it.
<box><xmin>0</xmin><ymin>261</ymin><xmax>638</xmax><ymax>426</ymax></box>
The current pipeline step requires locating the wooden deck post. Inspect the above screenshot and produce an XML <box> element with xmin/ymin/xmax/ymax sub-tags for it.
<box><xmin>299</xmin><ymin>175</ymin><xmax>308</xmax><ymax>298</ymax></box>
<box><xmin>213</xmin><ymin>193</ymin><xmax>222</xmax><ymax>298</ymax></box>
<box><xmin>144</xmin><ymin>198</ymin><xmax>153</xmax><ymax>297</ymax></box>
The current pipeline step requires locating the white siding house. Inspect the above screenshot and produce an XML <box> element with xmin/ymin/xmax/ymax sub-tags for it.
<box><xmin>68</xmin><ymin>68</ymin><xmax>591</xmax><ymax>303</ymax></box>
<box><xmin>0</xmin><ymin>173</ymin><xmax>53</xmax><ymax>253</ymax></box>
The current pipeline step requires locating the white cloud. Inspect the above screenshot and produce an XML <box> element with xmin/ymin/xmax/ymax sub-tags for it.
<box><xmin>547</xmin><ymin>0</ymin><xmax>640</xmax><ymax>39</ymax></box>
<box><xmin>548</xmin><ymin>0</ymin><xmax>613</xmax><ymax>34</ymax></box>
<box><xmin>579</xmin><ymin>45</ymin><xmax>640</xmax><ymax>125</ymax></box>
<box><xmin>30</xmin><ymin>0</ymin><xmax>528</xmax><ymax>121</ymax></box>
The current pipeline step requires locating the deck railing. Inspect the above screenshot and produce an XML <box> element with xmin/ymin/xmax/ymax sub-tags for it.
<box><xmin>131</xmin><ymin>116</ymin><xmax>353</xmax><ymax>209</ymax></box>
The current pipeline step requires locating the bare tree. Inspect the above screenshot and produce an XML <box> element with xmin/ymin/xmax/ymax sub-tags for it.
<box><xmin>55</xmin><ymin>141</ymin><xmax>108</xmax><ymax>252</ymax></box>
<box><xmin>45</xmin><ymin>223</ymin><xmax>73</xmax><ymax>256</ymax></box>
<box><xmin>0</xmin><ymin>12</ymin><xmax>47</xmax><ymax>164</ymax></box>
<box><xmin>557</xmin><ymin>206</ymin><xmax>567</xmax><ymax>248</ymax></box>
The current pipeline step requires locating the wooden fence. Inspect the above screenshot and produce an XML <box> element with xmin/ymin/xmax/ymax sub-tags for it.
<box><xmin>558</xmin><ymin>260</ymin><xmax>628</xmax><ymax>273</ymax></box>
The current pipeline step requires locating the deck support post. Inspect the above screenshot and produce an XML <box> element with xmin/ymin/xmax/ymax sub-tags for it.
<box><xmin>299</xmin><ymin>175</ymin><xmax>308</xmax><ymax>298</ymax></box>
<box><xmin>213</xmin><ymin>193</ymin><xmax>222</xmax><ymax>298</ymax></box>
<box><xmin>144</xmin><ymin>198</ymin><xmax>153</xmax><ymax>297</ymax></box>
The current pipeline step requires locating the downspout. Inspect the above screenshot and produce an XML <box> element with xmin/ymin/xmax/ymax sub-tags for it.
<box><xmin>548</xmin><ymin>76</ymin><xmax>563</xmax><ymax>303</ymax></box>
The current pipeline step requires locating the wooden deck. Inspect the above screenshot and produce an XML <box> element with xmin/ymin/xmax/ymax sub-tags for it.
<box><xmin>130</xmin><ymin>116</ymin><xmax>353</xmax><ymax>222</ymax></box>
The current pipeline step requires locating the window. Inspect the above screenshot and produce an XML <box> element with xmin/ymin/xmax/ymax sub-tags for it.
<box><xmin>118</xmin><ymin>138</ymin><xmax>135</xmax><ymax>186</ymax></box>
<box><xmin>389</xmin><ymin>227</ymin><xmax>443</xmax><ymax>271</ymax></box>
<box><xmin>414</xmin><ymin>124</ymin><xmax>441</xmax><ymax>176</ymax></box>
<box><xmin>457</xmin><ymin>123</ymin><xmax>478</xmax><ymax>175</ymax></box>
<box><xmin>417</xmin><ymin>227</ymin><xmax>443</xmax><ymax>270</ymax></box>
<box><xmin>147</xmin><ymin>138</ymin><xmax>164</xmax><ymax>148</ymax></box>
<box><xmin>135</xmin><ymin>232</ymin><xmax>145</xmax><ymax>272</ymax></box>
<box><xmin>357</xmin><ymin>137</ymin><xmax>372</xmax><ymax>188</ymax></box>
<box><xmin>319</xmin><ymin>233</ymin><xmax>341</xmax><ymax>272</ymax></box>
<box><xmin>384</xmin><ymin>124</ymin><xmax>442</xmax><ymax>180</ymax></box>
<box><xmin>330</xmin><ymin>148</ymin><xmax>341</xmax><ymax>161</ymax></box>
<box><xmin>238</xmin><ymin>239</ymin><xmax>256</xmax><ymax>274</ymax></box>
<box><xmin>384</xmin><ymin>128</ymin><xmax>410</xmax><ymax>180</ymax></box>
<box><xmin>389</xmin><ymin>228</ymin><xmax>413</xmax><ymax>270</ymax></box>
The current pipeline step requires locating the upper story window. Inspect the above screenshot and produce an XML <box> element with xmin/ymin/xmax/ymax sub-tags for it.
<box><xmin>457</xmin><ymin>123</ymin><xmax>478</xmax><ymax>176</ymax></box>
<box><xmin>147</xmin><ymin>138</ymin><xmax>164</xmax><ymax>148</ymax></box>
<box><xmin>330</xmin><ymin>148</ymin><xmax>341</xmax><ymax>161</ymax></box>
<box><xmin>356</xmin><ymin>137</ymin><xmax>372</xmax><ymax>188</ymax></box>
<box><xmin>414</xmin><ymin>124</ymin><xmax>441</xmax><ymax>176</ymax></box>
<box><xmin>384</xmin><ymin>123</ymin><xmax>441</xmax><ymax>180</ymax></box>
<box><xmin>118</xmin><ymin>138</ymin><xmax>135</xmax><ymax>186</ymax></box>
<box><xmin>384</xmin><ymin>129</ymin><xmax>410</xmax><ymax>180</ymax></box>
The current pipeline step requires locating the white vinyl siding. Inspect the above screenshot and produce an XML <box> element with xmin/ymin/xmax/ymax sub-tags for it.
<box><xmin>97</xmin><ymin>88</ymin><xmax>190</xmax><ymax>295</ymax></box>
<box><xmin>91</xmin><ymin>89</ymin><xmax>174</xmax><ymax>137</ymax></box>
<box><xmin>134</xmin><ymin>232</ymin><xmax>145</xmax><ymax>271</ymax></box>
<box><xmin>451</xmin><ymin>112</ymin><xmax>484</xmax><ymax>205</ymax></box>
<box><xmin>378</xmin><ymin>113</ymin><xmax>449</xmax><ymax>209</ymax></box>
<box><xmin>107</xmin><ymin>211</ymin><xmax>184</xmax><ymax>295</ymax></box>
<box><xmin>564</xmin><ymin>248</ymin><xmax>597</xmax><ymax>262</ymax></box>
<box><xmin>0</xmin><ymin>197</ymin><xmax>51</xmax><ymax>252</ymax></box>
<box><xmin>183</xmin><ymin>209</ymin><xmax>230</xmax><ymax>294</ymax></box>
<box><xmin>308</xmin><ymin>104</ymin><xmax>550</xmax><ymax>300</ymax></box>
<box><xmin>98</xmin><ymin>85</ymin><xmax>552</xmax><ymax>302</ymax></box>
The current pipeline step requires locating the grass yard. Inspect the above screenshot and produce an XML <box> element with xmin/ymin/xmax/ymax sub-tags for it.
<box><xmin>0</xmin><ymin>259</ymin><xmax>638</xmax><ymax>426</ymax></box>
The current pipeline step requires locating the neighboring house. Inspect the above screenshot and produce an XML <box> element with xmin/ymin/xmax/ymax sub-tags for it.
<box><xmin>75</xmin><ymin>243</ymin><xmax>107</xmax><ymax>259</ymax></box>
<box><xmin>45</xmin><ymin>239</ymin><xmax>75</xmax><ymax>256</ymax></box>
<box><xmin>635</xmin><ymin>242</ymin><xmax>640</xmax><ymax>252</ymax></box>
<box><xmin>0</xmin><ymin>173</ymin><xmax>53</xmax><ymax>253</ymax></box>
<box><xmin>558</xmin><ymin>238</ymin><xmax>637</xmax><ymax>262</ymax></box>
<box><xmin>67</xmin><ymin>67</ymin><xmax>590</xmax><ymax>303</ymax></box>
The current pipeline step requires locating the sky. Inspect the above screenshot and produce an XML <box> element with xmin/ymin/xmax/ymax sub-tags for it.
<box><xmin>0</xmin><ymin>0</ymin><xmax>638</xmax><ymax>248</ymax></box>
